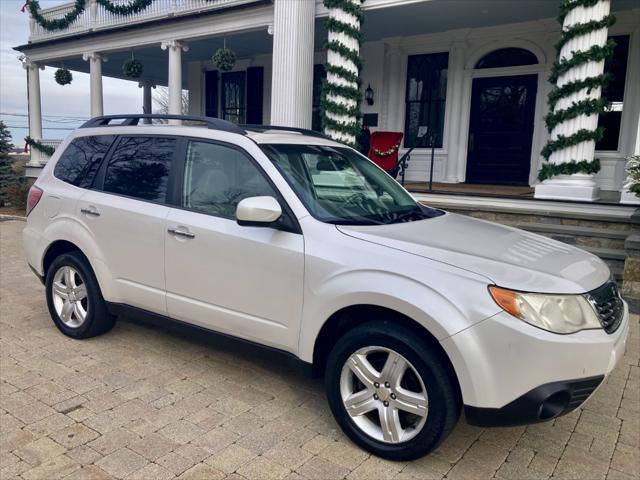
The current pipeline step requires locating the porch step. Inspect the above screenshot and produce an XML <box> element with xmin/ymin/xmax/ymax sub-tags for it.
<box><xmin>501</xmin><ymin>223</ymin><xmax>626</xmax><ymax>282</ymax></box>
<box><xmin>513</xmin><ymin>223</ymin><xmax>627</xmax><ymax>250</ymax></box>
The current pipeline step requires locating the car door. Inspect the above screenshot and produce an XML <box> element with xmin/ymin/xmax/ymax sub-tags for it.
<box><xmin>164</xmin><ymin>139</ymin><xmax>304</xmax><ymax>352</ymax></box>
<box><xmin>77</xmin><ymin>135</ymin><xmax>178</xmax><ymax>314</ymax></box>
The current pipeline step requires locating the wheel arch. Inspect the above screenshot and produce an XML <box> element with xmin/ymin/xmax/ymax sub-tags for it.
<box><xmin>311</xmin><ymin>304</ymin><xmax>462</xmax><ymax>405</ymax></box>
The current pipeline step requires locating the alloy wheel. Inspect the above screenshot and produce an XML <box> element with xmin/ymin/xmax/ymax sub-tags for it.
<box><xmin>51</xmin><ymin>265</ymin><xmax>88</xmax><ymax>328</ymax></box>
<box><xmin>340</xmin><ymin>346</ymin><xmax>429</xmax><ymax>443</ymax></box>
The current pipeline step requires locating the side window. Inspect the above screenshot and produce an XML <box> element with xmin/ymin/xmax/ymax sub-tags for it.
<box><xmin>183</xmin><ymin>141</ymin><xmax>276</xmax><ymax>218</ymax></box>
<box><xmin>54</xmin><ymin>135</ymin><xmax>115</xmax><ymax>188</ymax></box>
<box><xmin>103</xmin><ymin>136</ymin><xmax>176</xmax><ymax>203</ymax></box>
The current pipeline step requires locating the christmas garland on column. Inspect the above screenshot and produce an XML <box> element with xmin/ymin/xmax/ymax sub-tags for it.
<box><xmin>321</xmin><ymin>0</ymin><xmax>365</xmax><ymax>148</ymax></box>
<box><xmin>538</xmin><ymin>0</ymin><xmax>616</xmax><ymax>181</ymax></box>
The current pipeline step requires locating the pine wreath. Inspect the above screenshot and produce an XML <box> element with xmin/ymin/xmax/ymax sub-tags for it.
<box><xmin>320</xmin><ymin>0</ymin><xmax>365</xmax><ymax>148</ymax></box>
<box><xmin>538</xmin><ymin>0</ymin><xmax>616</xmax><ymax>181</ymax></box>
<box><xmin>54</xmin><ymin>68</ymin><xmax>73</xmax><ymax>86</ymax></box>
<box><xmin>213</xmin><ymin>48</ymin><xmax>236</xmax><ymax>72</ymax></box>
<box><xmin>123</xmin><ymin>59</ymin><xmax>144</xmax><ymax>78</ymax></box>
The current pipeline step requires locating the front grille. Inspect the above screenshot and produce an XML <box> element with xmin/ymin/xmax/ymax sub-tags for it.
<box><xmin>586</xmin><ymin>281</ymin><xmax>624</xmax><ymax>334</ymax></box>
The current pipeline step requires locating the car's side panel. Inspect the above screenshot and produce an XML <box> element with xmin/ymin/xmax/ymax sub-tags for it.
<box><xmin>76</xmin><ymin>189</ymin><xmax>170</xmax><ymax>315</ymax></box>
<box><xmin>164</xmin><ymin>209</ymin><xmax>305</xmax><ymax>353</ymax></box>
<box><xmin>296</xmin><ymin>217</ymin><xmax>502</xmax><ymax>363</ymax></box>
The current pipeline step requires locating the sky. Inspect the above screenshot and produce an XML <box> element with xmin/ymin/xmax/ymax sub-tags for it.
<box><xmin>0</xmin><ymin>0</ymin><xmax>142</xmax><ymax>148</ymax></box>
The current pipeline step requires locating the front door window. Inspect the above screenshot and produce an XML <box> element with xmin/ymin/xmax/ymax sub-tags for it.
<box><xmin>221</xmin><ymin>71</ymin><xmax>246</xmax><ymax>124</ymax></box>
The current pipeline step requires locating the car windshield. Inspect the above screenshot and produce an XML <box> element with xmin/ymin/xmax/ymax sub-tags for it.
<box><xmin>261</xmin><ymin>144</ymin><xmax>443</xmax><ymax>225</ymax></box>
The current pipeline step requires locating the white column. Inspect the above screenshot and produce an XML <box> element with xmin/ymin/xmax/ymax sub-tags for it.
<box><xmin>21</xmin><ymin>56</ymin><xmax>44</xmax><ymax>165</ymax></box>
<box><xmin>161</xmin><ymin>40</ymin><xmax>189</xmax><ymax>121</ymax></box>
<box><xmin>270</xmin><ymin>0</ymin><xmax>316</xmax><ymax>128</ymax></box>
<box><xmin>139</xmin><ymin>82</ymin><xmax>155</xmax><ymax>124</ymax></box>
<box><xmin>83</xmin><ymin>52</ymin><xmax>105</xmax><ymax>117</ymax></box>
<box><xmin>535</xmin><ymin>0</ymin><xmax>612</xmax><ymax>202</ymax></box>
<box><xmin>21</xmin><ymin>57</ymin><xmax>43</xmax><ymax>140</ymax></box>
<box><xmin>444</xmin><ymin>41</ymin><xmax>466</xmax><ymax>183</ymax></box>
<box><xmin>381</xmin><ymin>44</ymin><xmax>405</xmax><ymax>132</ymax></box>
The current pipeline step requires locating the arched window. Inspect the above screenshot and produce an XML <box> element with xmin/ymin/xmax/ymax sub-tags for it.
<box><xmin>475</xmin><ymin>48</ymin><xmax>538</xmax><ymax>69</ymax></box>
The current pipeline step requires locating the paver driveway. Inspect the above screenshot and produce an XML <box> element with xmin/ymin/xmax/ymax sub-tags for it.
<box><xmin>1</xmin><ymin>219</ymin><xmax>638</xmax><ymax>480</ymax></box>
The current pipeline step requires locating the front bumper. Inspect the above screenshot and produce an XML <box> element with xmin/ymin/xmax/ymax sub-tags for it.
<box><xmin>464</xmin><ymin>375</ymin><xmax>603</xmax><ymax>426</ymax></box>
<box><xmin>441</xmin><ymin>301</ymin><xmax>629</xmax><ymax>426</ymax></box>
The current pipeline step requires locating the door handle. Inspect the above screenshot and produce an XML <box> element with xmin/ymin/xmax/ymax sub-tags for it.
<box><xmin>167</xmin><ymin>227</ymin><xmax>195</xmax><ymax>239</ymax></box>
<box><xmin>80</xmin><ymin>207</ymin><xmax>100</xmax><ymax>217</ymax></box>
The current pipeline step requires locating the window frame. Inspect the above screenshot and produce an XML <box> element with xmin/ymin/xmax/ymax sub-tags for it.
<box><xmin>172</xmin><ymin>137</ymin><xmax>302</xmax><ymax>234</ymax></box>
<box><xmin>52</xmin><ymin>134</ymin><xmax>119</xmax><ymax>189</ymax></box>
<box><xmin>595</xmin><ymin>34</ymin><xmax>631</xmax><ymax>153</ymax></box>
<box><xmin>93</xmin><ymin>134</ymin><xmax>183</xmax><ymax>207</ymax></box>
<box><xmin>403</xmin><ymin>51</ymin><xmax>450</xmax><ymax>149</ymax></box>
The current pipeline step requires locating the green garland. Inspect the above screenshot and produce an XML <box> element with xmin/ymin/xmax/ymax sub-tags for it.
<box><xmin>96</xmin><ymin>0</ymin><xmax>153</xmax><ymax>15</ymax></box>
<box><xmin>25</xmin><ymin>136</ymin><xmax>55</xmax><ymax>156</ymax></box>
<box><xmin>28</xmin><ymin>0</ymin><xmax>85</xmax><ymax>31</ymax></box>
<box><xmin>541</xmin><ymin>128</ymin><xmax>604</xmax><ymax>160</ymax></box>
<box><xmin>321</xmin><ymin>0</ymin><xmax>365</xmax><ymax>147</ymax></box>
<box><xmin>28</xmin><ymin>0</ymin><xmax>154</xmax><ymax>32</ymax></box>
<box><xmin>538</xmin><ymin>159</ymin><xmax>601</xmax><ymax>182</ymax></box>
<box><xmin>538</xmin><ymin>0</ymin><xmax>615</xmax><ymax>181</ymax></box>
<box><xmin>545</xmin><ymin>97</ymin><xmax>607</xmax><ymax>131</ymax></box>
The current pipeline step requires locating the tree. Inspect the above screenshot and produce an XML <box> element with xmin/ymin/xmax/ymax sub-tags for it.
<box><xmin>0</xmin><ymin>121</ymin><xmax>19</xmax><ymax>206</ymax></box>
<box><xmin>153</xmin><ymin>87</ymin><xmax>189</xmax><ymax>115</ymax></box>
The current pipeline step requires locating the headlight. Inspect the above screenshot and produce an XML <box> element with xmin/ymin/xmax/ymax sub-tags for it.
<box><xmin>489</xmin><ymin>286</ymin><xmax>601</xmax><ymax>334</ymax></box>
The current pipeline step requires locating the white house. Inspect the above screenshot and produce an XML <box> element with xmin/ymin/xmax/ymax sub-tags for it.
<box><xmin>14</xmin><ymin>0</ymin><xmax>640</xmax><ymax>204</ymax></box>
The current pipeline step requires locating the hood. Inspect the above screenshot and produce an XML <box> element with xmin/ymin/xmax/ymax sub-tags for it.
<box><xmin>337</xmin><ymin>212</ymin><xmax>610</xmax><ymax>294</ymax></box>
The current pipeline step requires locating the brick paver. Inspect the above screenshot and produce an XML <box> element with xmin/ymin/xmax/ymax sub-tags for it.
<box><xmin>1</xmin><ymin>220</ymin><xmax>638</xmax><ymax>480</ymax></box>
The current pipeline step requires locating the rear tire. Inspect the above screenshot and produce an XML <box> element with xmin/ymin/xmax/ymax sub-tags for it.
<box><xmin>325</xmin><ymin>321</ymin><xmax>460</xmax><ymax>460</ymax></box>
<box><xmin>45</xmin><ymin>252</ymin><xmax>116</xmax><ymax>338</ymax></box>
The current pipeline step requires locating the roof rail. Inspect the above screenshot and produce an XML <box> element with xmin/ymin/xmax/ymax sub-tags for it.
<box><xmin>81</xmin><ymin>114</ymin><xmax>247</xmax><ymax>135</ymax></box>
<box><xmin>241</xmin><ymin>124</ymin><xmax>331</xmax><ymax>140</ymax></box>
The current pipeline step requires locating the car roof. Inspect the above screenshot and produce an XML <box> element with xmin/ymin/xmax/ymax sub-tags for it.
<box><xmin>76</xmin><ymin>115</ymin><xmax>349</xmax><ymax>149</ymax></box>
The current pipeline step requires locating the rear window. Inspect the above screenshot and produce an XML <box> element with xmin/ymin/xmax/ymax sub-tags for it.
<box><xmin>53</xmin><ymin>135</ymin><xmax>115</xmax><ymax>188</ymax></box>
<box><xmin>103</xmin><ymin>136</ymin><xmax>176</xmax><ymax>203</ymax></box>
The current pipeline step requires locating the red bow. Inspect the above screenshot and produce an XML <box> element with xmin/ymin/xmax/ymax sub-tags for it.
<box><xmin>21</xmin><ymin>1</ymin><xmax>29</xmax><ymax>13</ymax></box>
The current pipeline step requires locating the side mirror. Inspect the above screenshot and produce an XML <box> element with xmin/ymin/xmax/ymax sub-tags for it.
<box><xmin>236</xmin><ymin>196</ymin><xmax>283</xmax><ymax>227</ymax></box>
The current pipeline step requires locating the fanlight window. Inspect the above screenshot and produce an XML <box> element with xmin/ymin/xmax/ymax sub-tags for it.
<box><xmin>475</xmin><ymin>48</ymin><xmax>538</xmax><ymax>69</ymax></box>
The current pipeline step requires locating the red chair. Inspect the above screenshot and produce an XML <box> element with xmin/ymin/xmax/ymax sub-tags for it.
<box><xmin>368</xmin><ymin>131</ymin><xmax>404</xmax><ymax>178</ymax></box>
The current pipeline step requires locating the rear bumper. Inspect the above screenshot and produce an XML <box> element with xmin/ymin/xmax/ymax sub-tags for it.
<box><xmin>464</xmin><ymin>375</ymin><xmax>603</xmax><ymax>426</ymax></box>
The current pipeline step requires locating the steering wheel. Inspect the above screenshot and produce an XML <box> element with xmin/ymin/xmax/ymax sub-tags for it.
<box><xmin>343</xmin><ymin>192</ymin><xmax>369</xmax><ymax>207</ymax></box>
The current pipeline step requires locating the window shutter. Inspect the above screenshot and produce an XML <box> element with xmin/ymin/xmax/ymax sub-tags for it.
<box><xmin>246</xmin><ymin>67</ymin><xmax>264</xmax><ymax>124</ymax></box>
<box><xmin>205</xmin><ymin>70</ymin><xmax>219</xmax><ymax>118</ymax></box>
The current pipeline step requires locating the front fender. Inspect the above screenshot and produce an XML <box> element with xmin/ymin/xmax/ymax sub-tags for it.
<box><xmin>297</xmin><ymin>268</ymin><xmax>500</xmax><ymax>363</ymax></box>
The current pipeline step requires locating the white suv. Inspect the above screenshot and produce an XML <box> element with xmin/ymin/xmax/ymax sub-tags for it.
<box><xmin>23</xmin><ymin>114</ymin><xmax>628</xmax><ymax>460</ymax></box>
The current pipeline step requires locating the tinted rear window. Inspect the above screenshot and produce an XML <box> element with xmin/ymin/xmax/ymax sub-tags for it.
<box><xmin>103</xmin><ymin>136</ymin><xmax>176</xmax><ymax>203</ymax></box>
<box><xmin>54</xmin><ymin>136</ymin><xmax>115</xmax><ymax>188</ymax></box>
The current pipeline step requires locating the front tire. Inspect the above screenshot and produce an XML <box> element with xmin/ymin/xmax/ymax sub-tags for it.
<box><xmin>45</xmin><ymin>252</ymin><xmax>116</xmax><ymax>338</ymax></box>
<box><xmin>325</xmin><ymin>321</ymin><xmax>460</xmax><ymax>460</ymax></box>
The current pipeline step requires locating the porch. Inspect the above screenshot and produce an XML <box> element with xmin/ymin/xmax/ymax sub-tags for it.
<box><xmin>14</xmin><ymin>0</ymin><xmax>640</xmax><ymax>203</ymax></box>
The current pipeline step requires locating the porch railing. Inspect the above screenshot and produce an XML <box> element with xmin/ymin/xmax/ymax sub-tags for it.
<box><xmin>29</xmin><ymin>0</ymin><xmax>262</xmax><ymax>43</ymax></box>
<box><xmin>29</xmin><ymin>139</ymin><xmax>63</xmax><ymax>166</ymax></box>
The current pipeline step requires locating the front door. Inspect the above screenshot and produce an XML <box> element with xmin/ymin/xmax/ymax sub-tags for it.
<box><xmin>466</xmin><ymin>74</ymin><xmax>537</xmax><ymax>185</ymax></box>
<box><xmin>164</xmin><ymin>139</ymin><xmax>304</xmax><ymax>352</ymax></box>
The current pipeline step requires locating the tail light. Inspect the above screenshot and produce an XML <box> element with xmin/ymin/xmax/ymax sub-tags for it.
<box><xmin>26</xmin><ymin>185</ymin><xmax>43</xmax><ymax>216</ymax></box>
